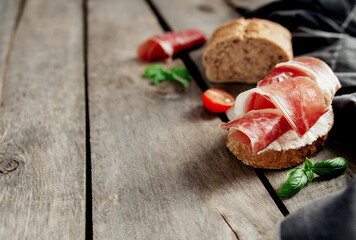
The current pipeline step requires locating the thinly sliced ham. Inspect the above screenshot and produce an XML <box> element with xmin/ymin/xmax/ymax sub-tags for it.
<box><xmin>221</xmin><ymin>109</ymin><xmax>290</xmax><ymax>154</ymax></box>
<box><xmin>257</xmin><ymin>65</ymin><xmax>311</xmax><ymax>87</ymax></box>
<box><xmin>274</xmin><ymin>57</ymin><xmax>341</xmax><ymax>99</ymax></box>
<box><xmin>222</xmin><ymin>57</ymin><xmax>340</xmax><ymax>154</ymax></box>
<box><xmin>138</xmin><ymin>29</ymin><xmax>207</xmax><ymax>62</ymax></box>
<box><xmin>248</xmin><ymin>77</ymin><xmax>328</xmax><ymax>137</ymax></box>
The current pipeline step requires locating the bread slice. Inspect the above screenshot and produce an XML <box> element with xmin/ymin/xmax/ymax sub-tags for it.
<box><xmin>202</xmin><ymin>17</ymin><xmax>293</xmax><ymax>83</ymax></box>
<box><xmin>226</xmin><ymin>108</ymin><xmax>334</xmax><ymax>169</ymax></box>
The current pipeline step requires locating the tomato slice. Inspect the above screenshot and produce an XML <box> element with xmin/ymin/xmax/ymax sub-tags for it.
<box><xmin>202</xmin><ymin>88</ymin><xmax>235</xmax><ymax>113</ymax></box>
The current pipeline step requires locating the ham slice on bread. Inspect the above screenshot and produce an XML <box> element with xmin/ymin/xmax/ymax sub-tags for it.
<box><xmin>221</xmin><ymin>57</ymin><xmax>341</xmax><ymax>169</ymax></box>
<box><xmin>221</xmin><ymin>109</ymin><xmax>291</xmax><ymax>154</ymax></box>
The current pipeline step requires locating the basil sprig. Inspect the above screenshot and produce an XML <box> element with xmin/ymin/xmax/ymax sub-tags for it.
<box><xmin>278</xmin><ymin>168</ymin><xmax>308</xmax><ymax>197</ymax></box>
<box><xmin>143</xmin><ymin>64</ymin><xmax>191</xmax><ymax>88</ymax></box>
<box><xmin>278</xmin><ymin>157</ymin><xmax>348</xmax><ymax>197</ymax></box>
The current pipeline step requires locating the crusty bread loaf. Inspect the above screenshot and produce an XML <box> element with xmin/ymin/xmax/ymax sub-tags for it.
<box><xmin>226</xmin><ymin>108</ymin><xmax>334</xmax><ymax>169</ymax></box>
<box><xmin>203</xmin><ymin>17</ymin><xmax>293</xmax><ymax>83</ymax></box>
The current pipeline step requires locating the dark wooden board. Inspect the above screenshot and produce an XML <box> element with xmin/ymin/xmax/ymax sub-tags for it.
<box><xmin>88</xmin><ymin>0</ymin><xmax>283</xmax><ymax>239</ymax></box>
<box><xmin>0</xmin><ymin>0</ymin><xmax>86</xmax><ymax>238</ymax></box>
<box><xmin>151</xmin><ymin>0</ymin><xmax>353</xmax><ymax>214</ymax></box>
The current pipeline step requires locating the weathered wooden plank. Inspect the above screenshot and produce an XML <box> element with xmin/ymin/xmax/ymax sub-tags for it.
<box><xmin>0</xmin><ymin>0</ymin><xmax>86</xmax><ymax>239</ymax></box>
<box><xmin>151</xmin><ymin>0</ymin><xmax>353</xmax><ymax>214</ymax></box>
<box><xmin>225</xmin><ymin>0</ymin><xmax>276</xmax><ymax>10</ymax></box>
<box><xmin>0</xmin><ymin>0</ymin><xmax>22</xmax><ymax>103</ymax></box>
<box><xmin>88</xmin><ymin>0</ymin><xmax>283</xmax><ymax>239</ymax></box>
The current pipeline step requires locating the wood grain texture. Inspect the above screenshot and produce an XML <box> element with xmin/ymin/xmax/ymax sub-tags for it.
<box><xmin>225</xmin><ymin>0</ymin><xmax>277</xmax><ymax>10</ymax></box>
<box><xmin>151</xmin><ymin>0</ymin><xmax>353</xmax><ymax>213</ymax></box>
<box><xmin>0</xmin><ymin>0</ymin><xmax>22</xmax><ymax>104</ymax></box>
<box><xmin>0</xmin><ymin>0</ymin><xmax>86</xmax><ymax>239</ymax></box>
<box><xmin>88</xmin><ymin>0</ymin><xmax>282</xmax><ymax>239</ymax></box>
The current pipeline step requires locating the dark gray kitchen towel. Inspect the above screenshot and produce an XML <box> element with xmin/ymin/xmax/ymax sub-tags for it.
<box><xmin>277</xmin><ymin>178</ymin><xmax>356</xmax><ymax>240</ymax></box>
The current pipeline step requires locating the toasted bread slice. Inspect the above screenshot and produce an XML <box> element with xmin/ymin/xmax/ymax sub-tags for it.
<box><xmin>226</xmin><ymin>108</ymin><xmax>334</xmax><ymax>169</ymax></box>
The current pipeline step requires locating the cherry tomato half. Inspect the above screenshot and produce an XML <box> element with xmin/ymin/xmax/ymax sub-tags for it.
<box><xmin>202</xmin><ymin>88</ymin><xmax>235</xmax><ymax>113</ymax></box>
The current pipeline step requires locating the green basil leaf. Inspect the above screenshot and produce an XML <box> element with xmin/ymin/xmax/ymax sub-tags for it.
<box><xmin>143</xmin><ymin>64</ymin><xmax>191</xmax><ymax>87</ymax></box>
<box><xmin>278</xmin><ymin>168</ymin><xmax>308</xmax><ymax>197</ymax></box>
<box><xmin>168</xmin><ymin>72</ymin><xmax>190</xmax><ymax>88</ymax></box>
<box><xmin>287</xmin><ymin>167</ymin><xmax>301</xmax><ymax>177</ymax></box>
<box><xmin>304</xmin><ymin>157</ymin><xmax>313</xmax><ymax>171</ymax></box>
<box><xmin>152</xmin><ymin>72</ymin><xmax>167</xmax><ymax>85</ymax></box>
<box><xmin>170</xmin><ymin>66</ymin><xmax>191</xmax><ymax>80</ymax></box>
<box><xmin>305</xmin><ymin>169</ymin><xmax>314</xmax><ymax>182</ymax></box>
<box><xmin>312</xmin><ymin>157</ymin><xmax>348</xmax><ymax>178</ymax></box>
<box><xmin>143</xmin><ymin>64</ymin><xmax>164</xmax><ymax>78</ymax></box>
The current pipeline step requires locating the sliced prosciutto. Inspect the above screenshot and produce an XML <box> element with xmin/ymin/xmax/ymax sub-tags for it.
<box><xmin>221</xmin><ymin>109</ymin><xmax>290</xmax><ymax>154</ymax></box>
<box><xmin>222</xmin><ymin>57</ymin><xmax>340</xmax><ymax>154</ymax></box>
<box><xmin>259</xmin><ymin>57</ymin><xmax>341</xmax><ymax>101</ymax></box>
<box><xmin>241</xmin><ymin>77</ymin><xmax>329</xmax><ymax>137</ymax></box>
<box><xmin>138</xmin><ymin>29</ymin><xmax>207</xmax><ymax>62</ymax></box>
<box><xmin>257</xmin><ymin>65</ymin><xmax>311</xmax><ymax>87</ymax></box>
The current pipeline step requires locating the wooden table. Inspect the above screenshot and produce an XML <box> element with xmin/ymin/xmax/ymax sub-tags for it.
<box><xmin>0</xmin><ymin>0</ymin><xmax>354</xmax><ymax>239</ymax></box>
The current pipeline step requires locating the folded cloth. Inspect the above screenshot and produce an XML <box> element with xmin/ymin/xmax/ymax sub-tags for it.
<box><xmin>238</xmin><ymin>0</ymin><xmax>356</xmax><ymax>239</ymax></box>
<box><xmin>277</xmin><ymin>178</ymin><xmax>356</xmax><ymax>240</ymax></box>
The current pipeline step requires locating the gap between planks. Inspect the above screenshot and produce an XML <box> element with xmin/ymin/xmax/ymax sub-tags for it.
<box><xmin>82</xmin><ymin>0</ymin><xmax>94</xmax><ymax>239</ymax></box>
<box><xmin>0</xmin><ymin>0</ymin><xmax>27</xmax><ymax>111</ymax></box>
<box><xmin>144</xmin><ymin>0</ymin><xmax>290</xmax><ymax>218</ymax></box>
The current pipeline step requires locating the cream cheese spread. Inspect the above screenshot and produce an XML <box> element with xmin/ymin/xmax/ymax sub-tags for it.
<box><xmin>258</xmin><ymin>107</ymin><xmax>333</xmax><ymax>154</ymax></box>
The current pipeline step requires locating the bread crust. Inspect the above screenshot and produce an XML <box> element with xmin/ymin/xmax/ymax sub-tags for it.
<box><xmin>203</xmin><ymin>17</ymin><xmax>293</xmax><ymax>83</ymax></box>
<box><xmin>227</xmin><ymin>133</ymin><xmax>328</xmax><ymax>169</ymax></box>
<box><xmin>226</xmin><ymin>109</ymin><xmax>334</xmax><ymax>169</ymax></box>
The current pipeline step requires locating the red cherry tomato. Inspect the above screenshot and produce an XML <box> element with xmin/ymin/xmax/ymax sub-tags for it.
<box><xmin>202</xmin><ymin>88</ymin><xmax>235</xmax><ymax>113</ymax></box>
